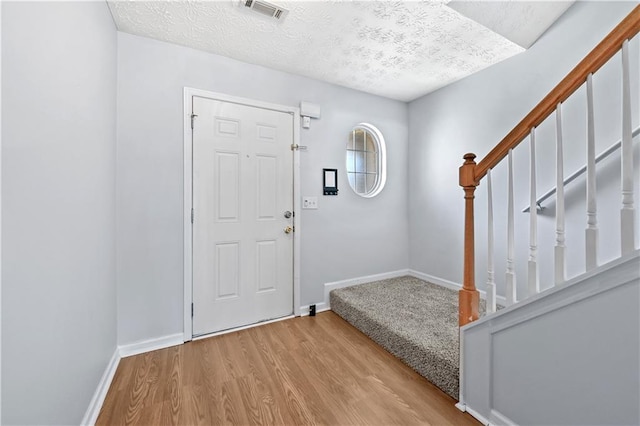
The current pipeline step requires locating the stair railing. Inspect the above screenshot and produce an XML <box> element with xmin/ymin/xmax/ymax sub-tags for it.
<box><xmin>459</xmin><ymin>5</ymin><xmax>640</xmax><ymax>326</ymax></box>
<box><xmin>523</xmin><ymin>125</ymin><xmax>640</xmax><ymax>213</ymax></box>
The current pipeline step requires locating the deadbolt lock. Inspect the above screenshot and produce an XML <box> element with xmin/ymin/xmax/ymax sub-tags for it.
<box><xmin>284</xmin><ymin>211</ymin><xmax>292</xmax><ymax>219</ymax></box>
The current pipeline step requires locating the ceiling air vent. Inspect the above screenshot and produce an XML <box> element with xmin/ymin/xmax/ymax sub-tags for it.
<box><xmin>244</xmin><ymin>0</ymin><xmax>288</xmax><ymax>20</ymax></box>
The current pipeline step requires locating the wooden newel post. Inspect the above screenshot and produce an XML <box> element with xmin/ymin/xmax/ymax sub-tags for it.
<box><xmin>459</xmin><ymin>153</ymin><xmax>480</xmax><ymax>326</ymax></box>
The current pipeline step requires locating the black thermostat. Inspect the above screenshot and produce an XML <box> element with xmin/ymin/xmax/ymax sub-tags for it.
<box><xmin>323</xmin><ymin>168</ymin><xmax>338</xmax><ymax>195</ymax></box>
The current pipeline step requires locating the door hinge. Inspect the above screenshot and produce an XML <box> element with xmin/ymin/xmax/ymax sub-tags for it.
<box><xmin>191</xmin><ymin>208</ymin><xmax>194</xmax><ymax>223</ymax></box>
<box><xmin>190</xmin><ymin>113</ymin><xmax>198</xmax><ymax>129</ymax></box>
<box><xmin>191</xmin><ymin>303</ymin><xmax>194</xmax><ymax>318</ymax></box>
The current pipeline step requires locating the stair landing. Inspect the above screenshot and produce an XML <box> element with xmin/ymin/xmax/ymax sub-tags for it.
<box><xmin>330</xmin><ymin>276</ymin><xmax>487</xmax><ymax>400</ymax></box>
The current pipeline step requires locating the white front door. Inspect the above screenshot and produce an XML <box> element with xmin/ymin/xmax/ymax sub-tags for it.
<box><xmin>192</xmin><ymin>95</ymin><xmax>294</xmax><ymax>336</ymax></box>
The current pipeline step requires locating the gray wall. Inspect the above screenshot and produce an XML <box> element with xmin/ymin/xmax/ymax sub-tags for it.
<box><xmin>1</xmin><ymin>2</ymin><xmax>117</xmax><ymax>424</ymax></box>
<box><xmin>408</xmin><ymin>1</ymin><xmax>640</xmax><ymax>298</ymax></box>
<box><xmin>116</xmin><ymin>32</ymin><xmax>409</xmax><ymax>345</ymax></box>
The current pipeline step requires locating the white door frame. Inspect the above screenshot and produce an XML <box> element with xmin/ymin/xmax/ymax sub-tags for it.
<box><xmin>183</xmin><ymin>87</ymin><xmax>302</xmax><ymax>342</ymax></box>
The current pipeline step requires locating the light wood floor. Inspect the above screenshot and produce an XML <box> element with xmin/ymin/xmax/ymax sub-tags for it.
<box><xmin>97</xmin><ymin>311</ymin><xmax>479</xmax><ymax>425</ymax></box>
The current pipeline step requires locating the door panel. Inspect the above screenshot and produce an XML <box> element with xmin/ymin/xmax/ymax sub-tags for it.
<box><xmin>256</xmin><ymin>155</ymin><xmax>277</xmax><ymax>220</ymax></box>
<box><xmin>256</xmin><ymin>240</ymin><xmax>277</xmax><ymax>292</ymax></box>
<box><xmin>215</xmin><ymin>242</ymin><xmax>240</xmax><ymax>300</ymax></box>
<box><xmin>216</xmin><ymin>152</ymin><xmax>240</xmax><ymax>222</ymax></box>
<box><xmin>192</xmin><ymin>96</ymin><xmax>294</xmax><ymax>336</ymax></box>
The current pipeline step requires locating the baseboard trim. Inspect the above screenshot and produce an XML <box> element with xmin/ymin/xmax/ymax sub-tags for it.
<box><xmin>81</xmin><ymin>348</ymin><xmax>120</xmax><ymax>426</ymax></box>
<box><xmin>468</xmin><ymin>405</ymin><xmax>491</xmax><ymax>426</ymax></box>
<box><xmin>408</xmin><ymin>270</ymin><xmax>462</xmax><ymax>292</ymax></box>
<box><xmin>322</xmin><ymin>268</ymin><xmax>509</xmax><ymax>309</ymax></box>
<box><xmin>324</xmin><ymin>269</ymin><xmax>410</xmax><ymax>308</ymax></box>
<box><xmin>82</xmin><ymin>333</ymin><xmax>186</xmax><ymax>424</ymax></box>
<box><xmin>409</xmin><ymin>270</ymin><xmax>507</xmax><ymax>306</ymax></box>
<box><xmin>118</xmin><ymin>333</ymin><xmax>184</xmax><ymax>358</ymax></box>
<box><xmin>299</xmin><ymin>302</ymin><xmax>330</xmax><ymax>317</ymax></box>
<box><xmin>457</xmin><ymin>403</ymin><xmax>491</xmax><ymax>426</ymax></box>
<box><xmin>490</xmin><ymin>409</ymin><xmax>517</xmax><ymax>426</ymax></box>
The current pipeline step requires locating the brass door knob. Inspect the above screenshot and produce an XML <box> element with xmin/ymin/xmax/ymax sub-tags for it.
<box><xmin>284</xmin><ymin>226</ymin><xmax>293</xmax><ymax>234</ymax></box>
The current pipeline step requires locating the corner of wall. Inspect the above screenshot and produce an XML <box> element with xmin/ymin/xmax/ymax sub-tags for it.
<box><xmin>80</xmin><ymin>349</ymin><xmax>120</xmax><ymax>426</ymax></box>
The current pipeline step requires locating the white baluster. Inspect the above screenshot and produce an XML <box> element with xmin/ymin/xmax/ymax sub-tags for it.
<box><xmin>486</xmin><ymin>168</ymin><xmax>496</xmax><ymax>314</ymax></box>
<box><xmin>586</xmin><ymin>73</ymin><xmax>599</xmax><ymax>270</ymax></box>
<box><xmin>555</xmin><ymin>104</ymin><xmax>566</xmax><ymax>285</ymax></box>
<box><xmin>528</xmin><ymin>129</ymin><xmax>540</xmax><ymax>296</ymax></box>
<box><xmin>505</xmin><ymin>149</ymin><xmax>517</xmax><ymax>306</ymax></box>
<box><xmin>621</xmin><ymin>39</ymin><xmax>636</xmax><ymax>254</ymax></box>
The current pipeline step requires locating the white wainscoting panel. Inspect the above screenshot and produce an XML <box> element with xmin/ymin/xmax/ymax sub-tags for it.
<box><xmin>459</xmin><ymin>251</ymin><xmax>639</xmax><ymax>426</ymax></box>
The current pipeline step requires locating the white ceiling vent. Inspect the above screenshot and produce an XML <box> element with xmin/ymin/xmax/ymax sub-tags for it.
<box><xmin>244</xmin><ymin>0</ymin><xmax>288</xmax><ymax>21</ymax></box>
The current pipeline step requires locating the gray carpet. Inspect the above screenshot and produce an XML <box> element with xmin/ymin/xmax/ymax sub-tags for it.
<box><xmin>330</xmin><ymin>276</ymin><xmax>486</xmax><ymax>400</ymax></box>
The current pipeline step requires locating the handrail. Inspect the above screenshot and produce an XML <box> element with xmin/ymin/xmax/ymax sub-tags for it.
<box><xmin>458</xmin><ymin>5</ymin><xmax>640</xmax><ymax>327</ymax></box>
<box><xmin>523</xmin><ymin>126</ymin><xmax>640</xmax><ymax>213</ymax></box>
<box><xmin>474</xmin><ymin>5</ymin><xmax>640</xmax><ymax>183</ymax></box>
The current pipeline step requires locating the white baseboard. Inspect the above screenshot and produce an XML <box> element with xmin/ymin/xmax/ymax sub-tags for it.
<box><xmin>322</xmin><ymin>268</ymin><xmax>508</xmax><ymax>310</ymax></box>
<box><xmin>456</xmin><ymin>402</ymin><xmax>491</xmax><ymax>426</ymax></box>
<box><xmin>81</xmin><ymin>348</ymin><xmax>120</xmax><ymax>426</ymax></box>
<box><xmin>82</xmin><ymin>333</ymin><xmax>185</xmax><ymax>424</ymax></box>
<box><xmin>324</xmin><ymin>269</ymin><xmax>410</xmax><ymax>308</ymax></box>
<box><xmin>118</xmin><ymin>333</ymin><xmax>184</xmax><ymax>358</ymax></box>
<box><xmin>490</xmin><ymin>409</ymin><xmax>517</xmax><ymax>426</ymax></box>
<box><xmin>469</xmin><ymin>406</ymin><xmax>491</xmax><ymax>425</ymax></box>
<box><xmin>408</xmin><ymin>270</ymin><xmax>461</xmax><ymax>292</ymax></box>
<box><xmin>409</xmin><ymin>270</ymin><xmax>507</xmax><ymax>306</ymax></box>
<box><xmin>299</xmin><ymin>302</ymin><xmax>329</xmax><ymax>317</ymax></box>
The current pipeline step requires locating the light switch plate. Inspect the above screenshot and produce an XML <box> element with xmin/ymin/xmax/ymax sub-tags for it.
<box><xmin>302</xmin><ymin>197</ymin><xmax>318</xmax><ymax>209</ymax></box>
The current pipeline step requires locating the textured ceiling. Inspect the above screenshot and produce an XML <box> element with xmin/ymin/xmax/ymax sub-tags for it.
<box><xmin>108</xmin><ymin>1</ymin><xmax>572</xmax><ymax>102</ymax></box>
<box><xmin>448</xmin><ymin>1</ymin><xmax>574</xmax><ymax>49</ymax></box>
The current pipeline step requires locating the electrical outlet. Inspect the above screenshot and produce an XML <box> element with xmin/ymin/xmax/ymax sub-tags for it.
<box><xmin>302</xmin><ymin>197</ymin><xmax>318</xmax><ymax>209</ymax></box>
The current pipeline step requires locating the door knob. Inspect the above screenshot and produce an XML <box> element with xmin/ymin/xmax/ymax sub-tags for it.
<box><xmin>284</xmin><ymin>226</ymin><xmax>293</xmax><ymax>234</ymax></box>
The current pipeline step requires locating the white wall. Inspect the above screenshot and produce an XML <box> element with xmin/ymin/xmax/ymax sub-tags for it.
<box><xmin>116</xmin><ymin>32</ymin><xmax>409</xmax><ymax>345</ymax></box>
<box><xmin>1</xmin><ymin>2</ymin><xmax>117</xmax><ymax>424</ymax></box>
<box><xmin>408</xmin><ymin>1</ymin><xmax>640</xmax><ymax>299</ymax></box>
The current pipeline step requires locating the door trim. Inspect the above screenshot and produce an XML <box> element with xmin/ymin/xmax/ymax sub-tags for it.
<box><xmin>182</xmin><ymin>87</ymin><xmax>301</xmax><ymax>342</ymax></box>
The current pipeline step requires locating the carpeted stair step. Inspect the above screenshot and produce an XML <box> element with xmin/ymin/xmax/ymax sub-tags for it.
<box><xmin>330</xmin><ymin>276</ymin><xmax>486</xmax><ymax>400</ymax></box>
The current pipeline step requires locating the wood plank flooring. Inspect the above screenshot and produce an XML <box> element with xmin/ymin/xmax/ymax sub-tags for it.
<box><xmin>97</xmin><ymin>311</ymin><xmax>479</xmax><ymax>425</ymax></box>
